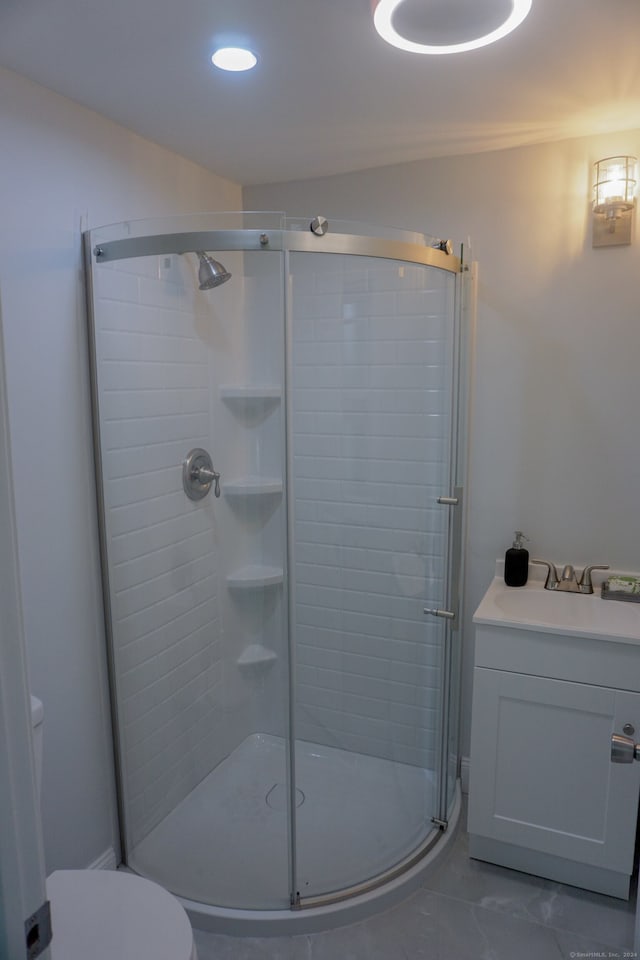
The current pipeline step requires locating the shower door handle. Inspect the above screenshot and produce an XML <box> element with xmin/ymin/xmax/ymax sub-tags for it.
<box><xmin>424</xmin><ymin>608</ymin><xmax>455</xmax><ymax>621</ymax></box>
<box><xmin>435</xmin><ymin>484</ymin><xmax>463</xmax><ymax>626</ymax></box>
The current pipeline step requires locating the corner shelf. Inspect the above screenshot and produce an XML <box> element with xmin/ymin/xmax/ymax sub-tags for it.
<box><xmin>219</xmin><ymin>385</ymin><xmax>281</xmax><ymax>417</ymax></box>
<box><xmin>236</xmin><ymin>643</ymin><xmax>278</xmax><ymax>671</ymax></box>
<box><xmin>227</xmin><ymin>565</ymin><xmax>284</xmax><ymax>590</ymax></box>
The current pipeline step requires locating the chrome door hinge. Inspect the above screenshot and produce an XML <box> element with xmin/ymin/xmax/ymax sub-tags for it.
<box><xmin>437</xmin><ymin>495</ymin><xmax>459</xmax><ymax>505</ymax></box>
<box><xmin>25</xmin><ymin>900</ymin><xmax>52</xmax><ymax>959</ymax></box>
<box><xmin>431</xmin><ymin>817</ymin><xmax>448</xmax><ymax>831</ymax></box>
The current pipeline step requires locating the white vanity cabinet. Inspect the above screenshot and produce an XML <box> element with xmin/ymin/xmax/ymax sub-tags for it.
<box><xmin>468</xmin><ymin>569</ymin><xmax>640</xmax><ymax>899</ymax></box>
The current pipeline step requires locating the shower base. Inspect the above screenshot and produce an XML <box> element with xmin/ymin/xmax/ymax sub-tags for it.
<box><xmin>129</xmin><ymin>734</ymin><xmax>461</xmax><ymax>935</ymax></box>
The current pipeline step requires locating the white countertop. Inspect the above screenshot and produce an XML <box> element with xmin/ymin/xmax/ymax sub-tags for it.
<box><xmin>473</xmin><ymin>561</ymin><xmax>640</xmax><ymax>645</ymax></box>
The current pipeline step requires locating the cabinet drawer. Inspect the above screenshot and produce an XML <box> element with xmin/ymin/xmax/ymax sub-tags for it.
<box><xmin>474</xmin><ymin>625</ymin><xmax>640</xmax><ymax>692</ymax></box>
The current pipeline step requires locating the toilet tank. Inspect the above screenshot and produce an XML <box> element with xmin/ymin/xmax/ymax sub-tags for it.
<box><xmin>30</xmin><ymin>695</ymin><xmax>44</xmax><ymax>805</ymax></box>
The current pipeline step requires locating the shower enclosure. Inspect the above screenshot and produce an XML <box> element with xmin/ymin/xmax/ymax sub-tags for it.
<box><xmin>84</xmin><ymin>212</ymin><xmax>468</xmax><ymax>927</ymax></box>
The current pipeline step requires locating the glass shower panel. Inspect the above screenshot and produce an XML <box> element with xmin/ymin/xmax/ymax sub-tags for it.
<box><xmin>87</xmin><ymin>243</ymin><xmax>291</xmax><ymax>910</ymax></box>
<box><xmin>288</xmin><ymin>252</ymin><xmax>456</xmax><ymax>899</ymax></box>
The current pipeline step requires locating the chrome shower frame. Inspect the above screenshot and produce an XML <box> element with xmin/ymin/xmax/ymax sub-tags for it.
<box><xmin>84</xmin><ymin>217</ymin><xmax>469</xmax><ymax>933</ymax></box>
<box><xmin>92</xmin><ymin>226</ymin><xmax>460</xmax><ymax>271</ymax></box>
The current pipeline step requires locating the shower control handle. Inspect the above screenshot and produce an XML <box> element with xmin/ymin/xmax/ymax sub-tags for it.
<box><xmin>183</xmin><ymin>448</ymin><xmax>221</xmax><ymax>500</ymax></box>
<box><xmin>193</xmin><ymin>465</ymin><xmax>221</xmax><ymax>498</ymax></box>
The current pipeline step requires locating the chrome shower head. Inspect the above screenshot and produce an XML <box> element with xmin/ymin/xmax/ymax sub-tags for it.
<box><xmin>196</xmin><ymin>251</ymin><xmax>232</xmax><ymax>290</ymax></box>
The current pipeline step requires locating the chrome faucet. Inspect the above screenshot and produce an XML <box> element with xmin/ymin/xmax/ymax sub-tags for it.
<box><xmin>531</xmin><ymin>560</ymin><xmax>609</xmax><ymax>594</ymax></box>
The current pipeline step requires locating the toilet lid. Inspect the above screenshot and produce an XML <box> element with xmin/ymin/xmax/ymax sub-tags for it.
<box><xmin>47</xmin><ymin>870</ymin><xmax>196</xmax><ymax>960</ymax></box>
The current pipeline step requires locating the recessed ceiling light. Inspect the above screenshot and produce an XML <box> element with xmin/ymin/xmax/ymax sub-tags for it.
<box><xmin>211</xmin><ymin>47</ymin><xmax>257</xmax><ymax>72</ymax></box>
<box><xmin>372</xmin><ymin>0</ymin><xmax>532</xmax><ymax>55</ymax></box>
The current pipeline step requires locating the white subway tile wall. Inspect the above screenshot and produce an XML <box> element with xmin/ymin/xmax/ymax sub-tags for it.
<box><xmin>94</xmin><ymin>255</ymin><xmax>228</xmax><ymax>847</ymax></box>
<box><xmin>290</xmin><ymin>254</ymin><xmax>455</xmax><ymax>769</ymax></box>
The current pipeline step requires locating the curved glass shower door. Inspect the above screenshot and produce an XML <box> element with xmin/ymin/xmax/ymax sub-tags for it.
<box><xmin>85</xmin><ymin>214</ymin><xmax>464</xmax><ymax>918</ymax></box>
<box><xmin>288</xmin><ymin>250</ymin><xmax>457</xmax><ymax>902</ymax></box>
<box><xmin>86</xmin><ymin>218</ymin><xmax>294</xmax><ymax>910</ymax></box>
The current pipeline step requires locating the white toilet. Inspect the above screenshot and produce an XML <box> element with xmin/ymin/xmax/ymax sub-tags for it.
<box><xmin>30</xmin><ymin>696</ymin><xmax>197</xmax><ymax>960</ymax></box>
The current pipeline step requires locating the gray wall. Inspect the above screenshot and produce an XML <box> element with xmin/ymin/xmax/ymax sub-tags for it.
<box><xmin>245</xmin><ymin>129</ymin><xmax>640</xmax><ymax>756</ymax></box>
<box><xmin>0</xmin><ymin>66</ymin><xmax>242</xmax><ymax>872</ymax></box>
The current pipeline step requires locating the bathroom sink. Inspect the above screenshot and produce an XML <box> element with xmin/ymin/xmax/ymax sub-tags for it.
<box><xmin>474</xmin><ymin>565</ymin><xmax>640</xmax><ymax>644</ymax></box>
<box><xmin>493</xmin><ymin>586</ymin><xmax>579</xmax><ymax>626</ymax></box>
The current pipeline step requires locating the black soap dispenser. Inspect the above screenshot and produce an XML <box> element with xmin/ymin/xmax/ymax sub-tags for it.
<box><xmin>504</xmin><ymin>531</ymin><xmax>529</xmax><ymax>587</ymax></box>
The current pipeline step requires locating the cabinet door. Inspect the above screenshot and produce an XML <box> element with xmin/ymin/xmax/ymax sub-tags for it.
<box><xmin>468</xmin><ymin>668</ymin><xmax>640</xmax><ymax>872</ymax></box>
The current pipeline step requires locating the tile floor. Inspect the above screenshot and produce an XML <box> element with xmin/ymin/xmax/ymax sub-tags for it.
<box><xmin>193</xmin><ymin>810</ymin><xmax>637</xmax><ymax>960</ymax></box>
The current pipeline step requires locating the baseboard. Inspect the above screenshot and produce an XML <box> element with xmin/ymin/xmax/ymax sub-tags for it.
<box><xmin>460</xmin><ymin>756</ymin><xmax>470</xmax><ymax>794</ymax></box>
<box><xmin>87</xmin><ymin>847</ymin><xmax>118</xmax><ymax>871</ymax></box>
<box><xmin>468</xmin><ymin>834</ymin><xmax>630</xmax><ymax>899</ymax></box>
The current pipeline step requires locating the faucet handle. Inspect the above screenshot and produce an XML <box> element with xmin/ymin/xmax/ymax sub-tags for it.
<box><xmin>531</xmin><ymin>558</ymin><xmax>559</xmax><ymax>589</ymax></box>
<box><xmin>578</xmin><ymin>564</ymin><xmax>610</xmax><ymax>593</ymax></box>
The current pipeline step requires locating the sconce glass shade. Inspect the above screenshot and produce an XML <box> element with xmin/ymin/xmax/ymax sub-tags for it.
<box><xmin>592</xmin><ymin>155</ymin><xmax>637</xmax><ymax>247</ymax></box>
<box><xmin>593</xmin><ymin>156</ymin><xmax>637</xmax><ymax>213</ymax></box>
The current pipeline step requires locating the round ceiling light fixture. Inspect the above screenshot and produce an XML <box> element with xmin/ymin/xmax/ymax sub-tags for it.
<box><xmin>372</xmin><ymin>0</ymin><xmax>532</xmax><ymax>55</ymax></box>
<box><xmin>211</xmin><ymin>47</ymin><xmax>257</xmax><ymax>71</ymax></box>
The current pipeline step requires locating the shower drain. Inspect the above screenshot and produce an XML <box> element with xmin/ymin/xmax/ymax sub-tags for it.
<box><xmin>265</xmin><ymin>783</ymin><xmax>305</xmax><ymax>810</ymax></box>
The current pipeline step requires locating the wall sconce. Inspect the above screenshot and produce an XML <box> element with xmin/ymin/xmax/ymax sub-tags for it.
<box><xmin>592</xmin><ymin>156</ymin><xmax>637</xmax><ymax>247</ymax></box>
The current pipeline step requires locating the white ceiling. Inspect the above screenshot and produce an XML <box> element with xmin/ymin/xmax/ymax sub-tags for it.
<box><xmin>1</xmin><ymin>0</ymin><xmax>639</xmax><ymax>186</ymax></box>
